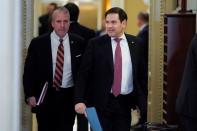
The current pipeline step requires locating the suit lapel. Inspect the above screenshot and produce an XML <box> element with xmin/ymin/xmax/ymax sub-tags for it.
<box><xmin>103</xmin><ymin>35</ymin><xmax>114</xmax><ymax>73</ymax></box>
<box><xmin>68</xmin><ymin>34</ymin><xmax>82</xmax><ymax>80</ymax></box>
<box><xmin>125</xmin><ymin>34</ymin><xmax>137</xmax><ymax>74</ymax></box>
<box><xmin>69</xmin><ymin>35</ymin><xmax>75</xmax><ymax>74</ymax></box>
<box><xmin>45</xmin><ymin>35</ymin><xmax>53</xmax><ymax>85</ymax></box>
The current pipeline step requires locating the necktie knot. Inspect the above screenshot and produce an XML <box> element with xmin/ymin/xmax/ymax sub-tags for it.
<box><xmin>114</xmin><ymin>38</ymin><xmax>122</xmax><ymax>44</ymax></box>
<box><xmin>59</xmin><ymin>39</ymin><xmax>63</xmax><ymax>44</ymax></box>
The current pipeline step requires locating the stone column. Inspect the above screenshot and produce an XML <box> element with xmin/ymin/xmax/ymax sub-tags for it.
<box><xmin>148</xmin><ymin>0</ymin><xmax>177</xmax><ymax>123</ymax></box>
<box><xmin>0</xmin><ymin>0</ymin><xmax>22</xmax><ymax>131</ymax></box>
<box><xmin>21</xmin><ymin>0</ymin><xmax>34</xmax><ymax>131</ymax></box>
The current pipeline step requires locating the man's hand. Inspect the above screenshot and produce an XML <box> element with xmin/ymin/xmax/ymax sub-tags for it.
<box><xmin>136</xmin><ymin>106</ymin><xmax>141</xmax><ymax>118</ymax></box>
<box><xmin>27</xmin><ymin>96</ymin><xmax>36</xmax><ymax>108</ymax></box>
<box><xmin>75</xmin><ymin>103</ymin><xmax>87</xmax><ymax>116</ymax></box>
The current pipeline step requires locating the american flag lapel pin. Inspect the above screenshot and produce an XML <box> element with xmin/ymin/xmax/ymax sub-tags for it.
<box><xmin>129</xmin><ymin>41</ymin><xmax>135</xmax><ymax>46</ymax></box>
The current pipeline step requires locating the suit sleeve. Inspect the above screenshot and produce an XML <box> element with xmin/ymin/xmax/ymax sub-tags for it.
<box><xmin>23</xmin><ymin>39</ymin><xmax>37</xmax><ymax>103</ymax></box>
<box><xmin>75</xmin><ymin>40</ymin><xmax>94</xmax><ymax>105</ymax></box>
<box><xmin>176</xmin><ymin>34</ymin><xmax>197</xmax><ymax>113</ymax></box>
<box><xmin>136</xmin><ymin>38</ymin><xmax>147</xmax><ymax>114</ymax></box>
<box><xmin>138</xmin><ymin>38</ymin><xmax>148</xmax><ymax>95</ymax></box>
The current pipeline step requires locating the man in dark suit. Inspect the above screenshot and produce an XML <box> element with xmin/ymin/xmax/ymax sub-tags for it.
<box><xmin>64</xmin><ymin>2</ymin><xmax>96</xmax><ymax>131</ymax></box>
<box><xmin>38</xmin><ymin>2</ymin><xmax>57</xmax><ymax>35</ymax></box>
<box><xmin>64</xmin><ymin>2</ymin><xmax>96</xmax><ymax>49</ymax></box>
<box><xmin>137</xmin><ymin>11</ymin><xmax>149</xmax><ymax>65</ymax></box>
<box><xmin>23</xmin><ymin>7</ymin><xmax>84</xmax><ymax>131</ymax></box>
<box><xmin>136</xmin><ymin>11</ymin><xmax>149</xmax><ymax>124</ymax></box>
<box><xmin>176</xmin><ymin>34</ymin><xmax>197</xmax><ymax>131</ymax></box>
<box><xmin>75</xmin><ymin>7</ymin><xmax>146</xmax><ymax>131</ymax></box>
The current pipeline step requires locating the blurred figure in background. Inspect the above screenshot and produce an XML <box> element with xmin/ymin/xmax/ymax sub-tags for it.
<box><xmin>96</xmin><ymin>19</ymin><xmax>107</xmax><ymax>36</ymax></box>
<box><xmin>64</xmin><ymin>2</ymin><xmax>96</xmax><ymax>51</ymax></box>
<box><xmin>137</xmin><ymin>11</ymin><xmax>149</xmax><ymax>50</ymax></box>
<box><xmin>137</xmin><ymin>11</ymin><xmax>149</xmax><ymax>65</ymax></box>
<box><xmin>136</xmin><ymin>11</ymin><xmax>149</xmax><ymax>125</ymax></box>
<box><xmin>39</xmin><ymin>2</ymin><xmax>58</xmax><ymax>35</ymax></box>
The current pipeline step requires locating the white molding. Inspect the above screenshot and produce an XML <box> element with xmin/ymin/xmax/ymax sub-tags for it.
<box><xmin>0</xmin><ymin>0</ymin><xmax>22</xmax><ymax>131</ymax></box>
<box><xmin>187</xmin><ymin>0</ymin><xmax>197</xmax><ymax>11</ymax></box>
<box><xmin>110</xmin><ymin>0</ymin><xmax>124</xmax><ymax>8</ymax></box>
<box><xmin>97</xmin><ymin>0</ymin><xmax>102</xmax><ymax>30</ymax></box>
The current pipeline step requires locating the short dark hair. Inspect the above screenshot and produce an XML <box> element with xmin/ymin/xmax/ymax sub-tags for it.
<box><xmin>138</xmin><ymin>12</ymin><xmax>149</xmax><ymax>23</ymax></box>
<box><xmin>64</xmin><ymin>2</ymin><xmax>79</xmax><ymax>21</ymax></box>
<box><xmin>105</xmin><ymin>7</ymin><xmax>128</xmax><ymax>22</ymax></box>
<box><xmin>49</xmin><ymin>2</ymin><xmax>58</xmax><ymax>9</ymax></box>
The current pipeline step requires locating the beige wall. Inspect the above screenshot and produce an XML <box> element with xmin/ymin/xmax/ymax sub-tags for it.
<box><xmin>125</xmin><ymin>0</ymin><xmax>149</xmax><ymax>35</ymax></box>
<box><xmin>79</xmin><ymin>3</ymin><xmax>98</xmax><ymax>30</ymax></box>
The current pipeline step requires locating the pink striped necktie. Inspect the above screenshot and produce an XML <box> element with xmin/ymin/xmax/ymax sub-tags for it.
<box><xmin>112</xmin><ymin>38</ymin><xmax>122</xmax><ymax>97</ymax></box>
<box><xmin>53</xmin><ymin>39</ymin><xmax>64</xmax><ymax>90</ymax></box>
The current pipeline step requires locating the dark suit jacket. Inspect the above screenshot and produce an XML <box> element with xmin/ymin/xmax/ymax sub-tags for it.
<box><xmin>38</xmin><ymin>14</ymin><xmax>53</xmax><ymax>35</ymax></box>
<box><xmin>176</xmin><ymin>34</ymin><xmax>197</xmax><ymax>118</ymax></box>
<box><xmin>137</xmin><ymin>25</ymin><xmax>149</xmax><ymax>97</ymax></box>
<box><xmin>75</xmin><ymin>34</ymin><xmax>146</xmax><ymax>113</ymax></box>
<box><xmin>23</xmin><ymin>33</ymin><xmax>84</xmax><ymax>112</ymax></box>
<box><xmin>69</xmin><ymin>22</ymin><xmax>95</xmax><ymax>48</ymax></box>
<box><xmin>137</xmin><ymin>25</ymin><xmax>149</xmax><ymax>45</ymax></box>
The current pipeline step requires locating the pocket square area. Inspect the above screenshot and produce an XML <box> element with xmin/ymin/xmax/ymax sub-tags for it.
<box><xmin>76</xmin><ymin>54</ymin><xmax>81</xmax><ymax>57</ymax></box>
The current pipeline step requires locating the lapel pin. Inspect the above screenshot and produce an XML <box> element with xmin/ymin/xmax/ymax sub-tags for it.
<box><xmin>76</xmin><ymin>54</ymin><xmax>81</xmax><ymax>58</ymax></box>
<box><xmin>71</xmin><ymin>41</ymin><xmax>74</xmax><ymax>44</ymax></box>
<box><xmin>129</xmin><ymin>41</ymin><xmax>134</xmax><ymax>46</ymax></box>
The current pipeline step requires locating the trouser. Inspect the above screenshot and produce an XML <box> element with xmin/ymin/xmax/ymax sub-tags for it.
<box><xmin>181</xmin><ymin>116</ymin><xmax>197</xmax><ymax>131</ymax></box>
<box><xmin>77</xmin><ymin>114</ymin><xmax>89</xmax><ymax>131</ymax></box>
<box><xmin>96</xmin><ymin>93</ymin><xmax>133</xmax><ymax>131</ymax></box>
<box><xmin>36</xmin><ymin>87</ymin><xmax>75</xmax><ymax>131</ymax></box>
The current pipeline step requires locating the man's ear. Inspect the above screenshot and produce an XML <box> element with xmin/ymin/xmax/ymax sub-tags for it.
<box><xmin>122</xmin><ymin>20</ymin><xmax>127</xmax><ymax>28</ymax></box>
<box><xmin>51</xmin><ymin>21</ymin><xmax>54</xmax><ymax>28</ymax></box>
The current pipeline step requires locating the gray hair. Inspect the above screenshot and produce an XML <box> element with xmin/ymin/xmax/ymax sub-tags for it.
<box><xmin>51</xmin><ymin>7</ymin><xmax>70</xmax><ymax>22</ymax></box>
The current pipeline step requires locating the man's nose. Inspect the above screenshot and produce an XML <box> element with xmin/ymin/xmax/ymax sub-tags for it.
<box><xmin>60</xmin><ymin>22</ymin><xmax>65</xmax><ymax>27</ymax></box>
<box><xmin>106</xmin><ymin>23</ymin><xmax>112</xmax><ymax>28</ymax></box>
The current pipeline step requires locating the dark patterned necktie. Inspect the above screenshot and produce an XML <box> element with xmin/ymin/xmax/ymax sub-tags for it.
<box><xmin>53</xmin><ymin>39</ymin><xmax>64</xmax><ymax>90</ymax></box>
<box><xmin>112</xmin><ymin>38</ymin><xmax>122</xmax><ymax>97</ymax></box>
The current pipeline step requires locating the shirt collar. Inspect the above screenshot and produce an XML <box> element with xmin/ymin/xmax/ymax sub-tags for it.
<box><xmin>140</xmin><ymin>24</ymin><xmax>148</xmax><ymax>31</ymax></box>
<box><xmin>51</xmin><ymin>30</ymin><xmax>68</xmax><ymax>42</ymax></box>
<box><xmin>111</xmin><ymin>33</ymin><xmax>126</xmax><ymax>41</ymax></box>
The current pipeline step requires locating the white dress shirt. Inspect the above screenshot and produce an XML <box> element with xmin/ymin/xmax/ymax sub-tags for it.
<box><xmin>51</xmin><ymin>31</ymin><xmax>74</xmax><ymax>88</ymax></box>
<box><xmin>111</xmin><ymin>33</ymin><xmax>134</xmax><ymax>95</ymax></box>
